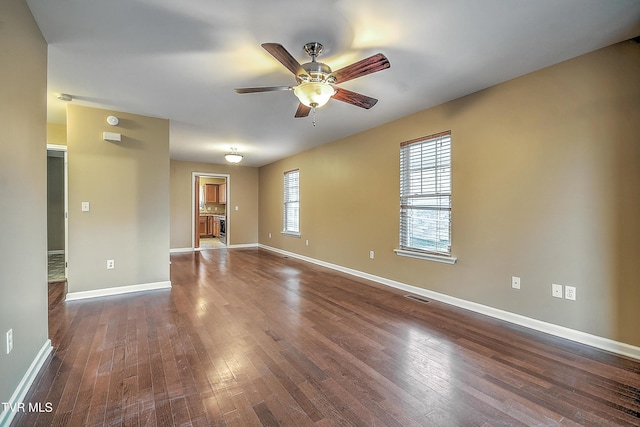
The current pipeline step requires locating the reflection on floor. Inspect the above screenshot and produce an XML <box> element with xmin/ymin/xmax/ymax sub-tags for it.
<box><xmin>48</xmin><ymin>253</ymin><xmax>65</xmax><ymax>282</ymax></box>
<box><xmin>199</xmin><ymin>237</ymin><xmax>226</xmax><ymax>250</ymax></box>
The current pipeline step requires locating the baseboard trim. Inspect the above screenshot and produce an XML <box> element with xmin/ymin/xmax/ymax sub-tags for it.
<box><xmin>226</xmin><ymin>243</ymin><xmax>258</xmax><ymax>249</ymax></box>
<box><xmin>0</xmin><ymin>339</ymin><xmax>53</xmax><ymax>427</ymax></box>
<box><xmin>258</xmin><ymin>244</ymin><xmax>640</xmax><ymax>361</ymax></box>
<box><xmin>47</xmin><ymin>250</ymin><xmax>64</xmax><ymax>255</ymax></box>
<box><xmin>65</xmin><ymin>281</ymin><xmax>172</xmax><ymax>301</ymax></box>
<box><xmin>170</xmin><ymin>247</ymin><xmax>193</xmax><ymax>254</ymax></box>
<box><xmin>185</xmin><ymin>243</ymin><xmax>258</xmax><ymax>252</ymax></box>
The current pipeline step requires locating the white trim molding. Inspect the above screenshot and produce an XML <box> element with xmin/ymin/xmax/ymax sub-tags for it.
<box><xmin>0</xmin><ymin>340</ymin><xmax>53</xmax><ymax>427</ymax></box>
<box><xmin>281</xmin><ymin>232</ymin><xmax>301</xmax><ymax>238</ymax></box>
<box><xmin>394</xmin><ymin>248</ymin><xmax>457</xmax><ymax>264</ymax></box>
<box><xmin>226</xmin><ymin>243</ymin><xmax>258</xmax><ymax>249</ymax></box>
<box><xmin>175</xmin><ymin>244</ymin><xmax>258</xmax><ymax>253</ymax></box>
<box><xmin>259</xmin><ymin>244</ymin><xmax>640</xmax><ymax>361</ymax></box>
<box><xmin>170</xmin><ymin>247</ymin><xmax>194</xmax><ymax>254</ymax></box>
<box><xmin>65</xmin><ymin>281</ymin><xmax>171</xmax><ymax>301</ymax></box>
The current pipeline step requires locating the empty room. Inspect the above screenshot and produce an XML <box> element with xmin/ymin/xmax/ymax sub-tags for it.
<box><xmin>2</xmin><ymin>0</ymin><xmax>640</xmax><ymax>425</ymax></box>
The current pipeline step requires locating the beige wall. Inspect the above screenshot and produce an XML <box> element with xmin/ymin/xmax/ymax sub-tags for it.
<box><xmin>47</xmin><ymin>122</ymin><xmax>67</xmax><ymax>146</ymax></box>
<box><xmin>259</xmin><ymin>41</ymin><xmax>640</xmax><ymax>347</ymax></box>
<box><xmin>67</xmin><ymin>105</ymin><xmax>170</xmax><ymax>293</ymax></box>
<box><xmin>0</xmin><ymin>0</ymin><xmax>49</xmax><ymax>410</ymax></box>
<box><xmin>170</xmin><ymin>160</ymin><xmax>259</xmax><ymax>248</ymax></box>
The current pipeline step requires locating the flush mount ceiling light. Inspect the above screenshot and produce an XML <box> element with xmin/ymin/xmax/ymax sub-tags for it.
<box><xmin>224</xmin><ymin>148</ymin><xmax>243</xmax><ymax>164</ymax></box>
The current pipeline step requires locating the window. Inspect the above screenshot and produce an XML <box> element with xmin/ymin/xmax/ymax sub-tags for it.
<box><xmin>283</xmin><ymin>169</ymin><xmax>300</xmax><ymax>235</ymax></box>
<box><xmin>397</xmin><ymin>131</ymin><xmax>455</xmax><ymax>263</ymax></box>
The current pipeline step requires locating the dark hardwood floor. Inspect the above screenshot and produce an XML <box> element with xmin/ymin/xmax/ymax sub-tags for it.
<box><xmin>12</xmin><ymin>248</ymin><xmax>640</xmax><ymax>426</ymax></box>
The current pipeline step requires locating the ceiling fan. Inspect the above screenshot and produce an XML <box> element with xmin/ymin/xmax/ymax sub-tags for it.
<box><xmin>235</xmin><ymin>42</ymin><xmax>391</xmax><ymax>118</ymax></box>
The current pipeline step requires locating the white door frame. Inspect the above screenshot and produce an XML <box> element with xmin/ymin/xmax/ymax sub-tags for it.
<box><xmin>191</xmin><ymin>172</ymin><xmax>230</xmax><ymax>250</ymax></box>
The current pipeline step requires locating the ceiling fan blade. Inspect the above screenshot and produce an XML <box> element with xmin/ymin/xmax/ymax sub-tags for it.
<box><xmin>262</xmin><ymin>43</ymin><xmax>306</xmax><ymax>77</ymax></box>
<box><xmin>234</xmin><ymin>86</ymin><xmax>293</xmax><ymax>94</ymax></box>
<box><xmin>329</xmin><ymin>53</ymin><xmax>390</xmax><ymax>84</ymax></box>
<box><xmin>333</xmin><ymin>88</ymin><xmax>378</xmax><ymax>109</ymax></box>
<box><xmin>294</xmin><ymin>103</ymin><xmax>311</xmax><ymax>118</ymax></box>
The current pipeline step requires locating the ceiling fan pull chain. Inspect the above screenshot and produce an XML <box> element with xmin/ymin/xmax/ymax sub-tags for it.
<box><xmin>312</xmin><ymin>104</ymin><xmax>317</xmax><ymax>127</ymax></box>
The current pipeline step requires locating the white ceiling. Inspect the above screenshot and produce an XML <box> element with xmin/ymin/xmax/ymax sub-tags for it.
<box><xmin>27</xmin><ymin>0</ymin><xmax>640</xmax><ymax>167</ymax></box>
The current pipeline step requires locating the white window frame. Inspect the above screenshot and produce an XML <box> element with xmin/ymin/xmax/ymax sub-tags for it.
<box><xmin>395</xmin><ymin>131</ymin><xmax>457</xmax><ymax>264</ymax></box>
<box><xmin>282</xmin><ymin>169</ymin><xmax>300</xmax><ymax>237</ymax></box>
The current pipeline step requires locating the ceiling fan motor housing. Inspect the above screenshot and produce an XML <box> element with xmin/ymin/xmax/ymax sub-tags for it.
<box><xmin>300</xmin><ymin>61</ymin><xmax>333</xmax><ymax>83</ymax></box>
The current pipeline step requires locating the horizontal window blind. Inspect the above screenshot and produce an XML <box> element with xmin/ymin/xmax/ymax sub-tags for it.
<box><xmin>400</xmin><ymin>131</ymin><xmax>451</xmax><ymax>255</ymax></box>
<box><xmin>283</xmin><ymin>169</ymin><xmax>300</xmax><ymax>233</ymax></box>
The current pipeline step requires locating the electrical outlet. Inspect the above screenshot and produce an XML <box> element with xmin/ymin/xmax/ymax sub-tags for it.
<box><xmin>305</xmin><ymin>239</ymin><xmax>309</xmax><ymax>246</ymax></box>
<box><xmin>512</xmin><ymin>276</ymin><xmax>521</xmax><ymax>289</ymax></box>
<box><xmin>268</xmin><ymin>233</ymin><xmax>272</xmax><ymax>238</ymax></box>
<box><xmin>107</xmin><ymin>259</ymin><xmax>115</xmax><ymax>269</ymax></box>
<box><xmin>6</xmin><ymin>329</ymin><xmax>13</xmax><ymax>354</ymax></box>
<box><xmin>370</xmin><ymin>250</ymin><xmax>375</xmax><ymax>259</ymax></box>
<box><xmin>565</xmin><ymin>286</ymin><xmax>576</xmax><ymax>301</ymax></box>
<box><xmin>552</xmin><ymin>283</ymin><xmax>563</xmax><ymax>298</ymax></box>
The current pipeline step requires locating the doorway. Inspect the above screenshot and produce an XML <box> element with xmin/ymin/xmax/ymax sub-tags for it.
<box><xmin>193</xmin><ymin>173</ymin><xmax>229</xmax><ymax>250</ymax></box>
<box><xmin>47</xmin><ymin>144</ymin><xmax>68</xmax><ymax>282</ymax></box>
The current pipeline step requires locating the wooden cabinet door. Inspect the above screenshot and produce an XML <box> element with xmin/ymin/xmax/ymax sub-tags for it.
<box><xmin>199</xmin><ymin>216</ymin><xmax>208</xmax><ymax>237</ymax></box>
<box><xmin>218</xmin><ymin>183</ymin><xmax>226</xmax><ymax>204</ymax></box>
<box><xmin>213</xmin><ymin>217</ymin><xmax>220</xmax><ymax>237</ymax></box>
<box><xmin>204</xmin><ymin>184</ymin><xmax>218</xmax><ymax>203</ymax></box>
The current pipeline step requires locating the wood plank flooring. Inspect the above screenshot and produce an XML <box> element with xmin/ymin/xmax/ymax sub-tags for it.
<box><xmin>12</xmin><ymin>248</ymin><xmax>640</xmax><ymax>426</ymax></box>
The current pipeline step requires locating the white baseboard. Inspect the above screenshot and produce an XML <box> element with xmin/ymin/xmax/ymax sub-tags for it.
<box><xmin>226</xmin><ymin>243</ymin><xmax>258</xmax><ymax>249</ymax></box>
<box><xmin>0</xmin><ymin>339</ymin><xmax>53</xmax><ymax>427</ymax></box>
<box><xmin>188</xmin><ymin>243</ymin><xmax>258</xmax><ymax>252</ymax></box>
<box><xmin>47</xmin><ymin>250</ymin><xmax>64</xmax><ymax>255</ymax></box>
<box><xmin>65</xmin><ymin>281</ymin><xmax>172</xmax><ymax>301</ymax></box>
<box><xmin>170</xmin><ymin>247</ymin><xmax>193</xmax><ymax>254</ymax></box>
<box><xmin>259</xmin><ymin>244</ymin><xmax>640</xmax><ymax>361</ymax></box>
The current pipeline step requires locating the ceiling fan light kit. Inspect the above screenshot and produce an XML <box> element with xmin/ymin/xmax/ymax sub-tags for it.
<box><xmin>235</xmin><ymin>42</ymin><xmax>390</xmax><ymax>119</ymax></box>
<box><xmin>294</xmin><ymin>81</ymin><xmax>335</xmax><ymax>108</ymax></box>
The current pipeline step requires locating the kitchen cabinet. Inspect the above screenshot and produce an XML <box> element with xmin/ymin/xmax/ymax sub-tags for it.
<box><xmin>218</xmin><ymin>183</ymin><xmax>226</xmax><ymax>204</ymax></box>
<box><xmin>212</xmin><ymin>217</ymin><xmax>220</xmax><ymax>237</ymax></box>
<box><xmin>200</xmin><ymin>215</ymin><xmax>222</xmax><ymax>238</ymax></box>
<box><xmin>199</xmin><ymin>216</ymin><xmax>208</xmax><ymax>237</ymax></box>
<box><xmin>204</xmin><ymin>184</ymin><xmax>218</xmax><ymax>203</ymax></box>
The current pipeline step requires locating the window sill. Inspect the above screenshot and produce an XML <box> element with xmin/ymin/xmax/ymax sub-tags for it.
<box><xmin>281</xmin><ymin>231</ymin><xmax>301</xmax><ymax>238</ymax></box>
<box><xmin>394</xmin><ymin>249</ymin><xmax>457</xmax><ymax>264</ymax></box>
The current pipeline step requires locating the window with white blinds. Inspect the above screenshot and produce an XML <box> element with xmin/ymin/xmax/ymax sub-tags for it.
<box><xmin>283</xmin><ymin>169</ymin><xmax>300</xmax><ymax>235</ymax></box>
<box><xmin>399</xmin><ymin>131</ymin><xmax>452</xmax><ymax>256</ymax></box>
